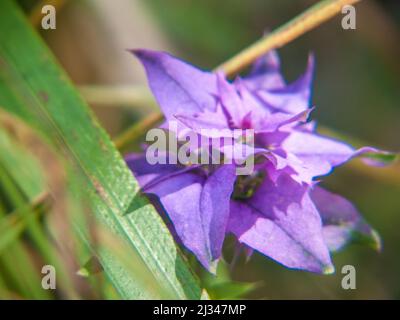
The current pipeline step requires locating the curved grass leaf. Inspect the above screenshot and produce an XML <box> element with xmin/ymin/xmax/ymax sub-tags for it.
<box><xmin>0</xmin><ymin>0</ymin><xmax>201</xmax><ymax>299</ymax></box>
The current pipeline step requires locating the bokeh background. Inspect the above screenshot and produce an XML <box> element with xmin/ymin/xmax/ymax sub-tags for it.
<box><xmin>14</xmin><ymin>0</ymin><xmax>400</xmax><ymax>299</ymax></box>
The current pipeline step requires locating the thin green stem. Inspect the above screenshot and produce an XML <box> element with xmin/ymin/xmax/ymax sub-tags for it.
<box><xmin>113</xmin><ymin>112</ymin><xmax>163</xmax><ymax>151</ymax></box>
<box><xmin>0</xmin><ymin>192</ymin><xmax>51</xmax><ymax>252</ymax></box>
<box><xmin>79</xmin><ymin>85</ymin><xmax>158</xmax><ymax>111</ymax></box>
<box><xmin>217</xmin><ymin>0</ymin><xmax>361</xmax><ymax>76</ymax></box>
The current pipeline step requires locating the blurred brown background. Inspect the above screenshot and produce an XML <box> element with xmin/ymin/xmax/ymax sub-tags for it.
<box><xmin>20</xmin><ymin>0</ymin><xmax>400</xmax><ymax>299</ymax></box>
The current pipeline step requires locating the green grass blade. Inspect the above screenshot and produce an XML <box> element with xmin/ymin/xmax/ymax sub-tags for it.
<box><xmin>0</xmin><ymin>0</ymin><xmax>201</xmax><ymax>299</ymax></box>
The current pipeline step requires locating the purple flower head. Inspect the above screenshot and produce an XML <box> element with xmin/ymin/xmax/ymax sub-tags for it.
<box><xmin>126</xmin><ymin>49</ymin><xmax>393</xmax><ymax>274</ymax></box>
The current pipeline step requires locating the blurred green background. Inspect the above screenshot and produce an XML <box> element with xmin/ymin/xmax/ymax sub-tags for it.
<box><xmin>10</xmin><ymin>0</ymin><xmax>400</xmax><ymax>299</ymax></box>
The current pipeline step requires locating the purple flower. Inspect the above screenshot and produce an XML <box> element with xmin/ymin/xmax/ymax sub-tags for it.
<box><xmin>126</xmin><ymin>49</ymin><xmax>392</xmax><ymax>273</ymax></box>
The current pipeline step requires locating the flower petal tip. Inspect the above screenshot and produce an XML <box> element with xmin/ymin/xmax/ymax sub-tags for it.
<box><xmin>370</xmin><ymin>229</ymin><xmax>382</xmax><ymax>252</ymax></box>
<box><xmin>357</xmin><ymin>147</ymin><xmax>398</xmax><ymax>167</ymax></box>
<box><xmin>308</xmin><ymin>52</ymin><xmax>315</xmax><ymax>66</ymax></box>
<box><xmin>322</xmin><ymin>264</ymin><xmax>335</xmax><ymax>275</ymax></box>
<box><xmin>208</xmin><ymin>260</ymin><xmax>219</xmax><ymax>275</ymax></box>
<box><xmin>126</xmin><ymin>48</ymin><xmax>141</xmax><ymax>56</ymax></box>
<box><xmin>127</xmin><ymin>48</ymin><xmax>148</xmax><ymax>57</ymax></box>
<box><xmin>127</xmin><ymin>48</ymin><xmax>165</xmax><ymax>62</ymax></box>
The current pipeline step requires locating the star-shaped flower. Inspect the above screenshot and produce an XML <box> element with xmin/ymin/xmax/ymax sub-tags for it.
<box><xmin>126</xmin><ymin>49</ymin><xmax>393</xmax><ymax>273</ymax></box>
